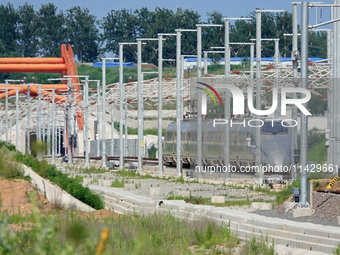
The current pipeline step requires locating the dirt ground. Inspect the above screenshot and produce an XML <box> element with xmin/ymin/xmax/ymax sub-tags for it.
<box><xmin>0</xmin><ymin>178</ymin><xmax>119</xmax><ymax>219</ymax></box>
<box><xmin>0</xmin><ymin>178</ymin><xmax>50</xmax><ymax>215</ymax></box>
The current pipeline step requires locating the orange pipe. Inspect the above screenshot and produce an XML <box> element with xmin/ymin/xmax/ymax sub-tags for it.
<box><xmin>0</xmin><ymin>84</ymin><xmax>68</xmax><ymax>93</ymax></box>
<box><xmin>0</xmin><ymin>85</ymin><xmax>28</xmax><ymax>99</ymax></box>
<box><xmin>0</xmin><ymin>64</ymin><xmax>67</xmax><ymax>73</ymax></box>
<box><xmin>0</xmin><ymin>58</ymin><xmax>64</xmax><ymax>64</ymax></box>
<box><xmin>0</xmin><ymin>85</ymin><xmax>68</xmax><ymax>103</ymax></box>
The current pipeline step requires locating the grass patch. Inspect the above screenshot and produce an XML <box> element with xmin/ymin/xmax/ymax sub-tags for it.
<box><xmin>240</xmin><ymin>234</ymin><xmax>275</xmax><ymax>255</ymax></box>
<box><xmin>111</xmin><ymin>178</ymin><xmax>126</xmax><ymax>188</ymax></box>
<box><xmin>0</xmin><ymin>197</ymin><xmax>240</xmax><ymax>254</ymax></box>
<box><xmin>0</xmin><ymin>142</ymin><xmax>104</xmax><ymax>210</ymax></box>
<box><xmin>116</xmin><ymin>169</ymin><xmax>153</xmax><ymax>179</ymax></box>
<box><xmin>64</xmin><ymin>165</ymin><xmax>108</xmax><ymax>174</ymax></box>
<box><xmin>167</xmin><ymin>193</ymin><xmax>272</xmax><ymax>207</ymax></box>
<box><xmin>74</xmin><ymin>175</ymin><xmax>84</xmax><ymax>183</ymax></box>
<box><xmin>254</xmin><ymin>178</ymin><xmax>300</xmax><ymax>206</ymax></box>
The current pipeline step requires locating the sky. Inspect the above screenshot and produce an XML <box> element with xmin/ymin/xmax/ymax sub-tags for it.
<box><xmin>7</xmin><ymin>0</ymin><xmax>335</xmax><ymax>29</ymax></box>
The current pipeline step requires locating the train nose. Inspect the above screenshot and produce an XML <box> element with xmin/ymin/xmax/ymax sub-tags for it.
<box><xmin>262</xmin><ymin>137</ymin><xmax>291</xmax><ymax>167</ymax></box>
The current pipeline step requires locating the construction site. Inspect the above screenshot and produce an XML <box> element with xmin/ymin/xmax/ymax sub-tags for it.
<box><xmin>1</xmin><ymin>1</ymin><xmax>340</xmax><ymax>254</ymax></box>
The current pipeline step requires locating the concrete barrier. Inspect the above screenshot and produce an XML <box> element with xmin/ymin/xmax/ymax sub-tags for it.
<box><xmin>177</xmin><ymin>190</ymin><xmax>191</xmax><ymax>198</ymax></box>
<box><xmin>251</xmin><ymin>202</ymin><xmax>273</xmax><ymax>210</ymax></box>
<box><xmin>211</xmin><ymin>196</ymin><xmax>225</xmax><ymax>204</ymax></box>
<box><xmin>83</xmin><ymin>178</ymin><xmax>93</xmax><ymax>185</ymax></box>
<box><xmin>150</xmin><ymin>187</ymin><xmax>161</xmax><ymax>197</ymax></box>
<box><xmin>22</xmin><ymin>164</ymin><xmax>95</xmax><ymax>212</ymax></box>
<box><xmin>292</xmin><ymin>208</ymin><xmax>315</xmax><ymax>218</ymax></box>
<box><xmin>124</xmin><ymin>184</ymin><xmax>135</xmax><ymax>190</ymax></box>
<box><xmin>102</xmin><ymin>180</ymin><xmax>112</xmax><ymax>187</ymax></box>
<box><xmin>259</xmin><ymin>203</ymin><xmax>273</xmax><ymax>210</ymax></box>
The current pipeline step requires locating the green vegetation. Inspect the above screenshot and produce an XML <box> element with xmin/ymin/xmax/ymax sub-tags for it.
<box><xmin>64</xmin><ymin>165</ymin><xmax>108</xmax><ymax>174</ymax></box>
<box><xmin>167</xmin><ymin>192</ymin><xmax>272</xmax><ymax>208</ymax></box>
<box><xmin>240</xmin><ymin>235</ymin><xmax>275</xmax><ymax>255</ymax></box>
<box><xmin>254</xmin><ymin>178</ymin><xmax>300</xmax><ymax>206</ymax></box>
<box><xmin>0</xmin><ymin>144</ymin><xmax>29</xmax><ymax>181</ymax></box>
<box><xmin>111</xmin><ymin>178</ymin><xmax>126</xmax><ymax>188</ymax></box>
<box><xmin>308</xmin><ymin>138</ymin><xmax>327</xmax><ymax>164</ymax></box>
<box><xmin>334</xmin><ymin>243</ymin><xmax>340</xmax><ymax>255</ymax></box>
<box><xmin>116</xmin><ymin>169</ymin><xmax>153</xmax><ymax>179</ymax></box>
<box><xmin>0</xmin><ymin>141</ymin><xmax>104</xmax><ymax>210</ymax></box>
<box><xmin>0</xmin><ymin>194</ymin><xmax>240</xmax><ymax>255</ymax></box>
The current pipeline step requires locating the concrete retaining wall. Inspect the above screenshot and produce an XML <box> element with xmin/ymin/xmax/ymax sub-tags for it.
<box><xmin>21</xmin><ymin>164</ymin><xmax>96</xmax><ymax>212</ymax></box>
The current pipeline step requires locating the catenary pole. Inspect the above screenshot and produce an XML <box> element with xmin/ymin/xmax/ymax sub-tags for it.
<box><xmin>299</xmin><ymin>1</ymin><xmax>309</xmax><ymax>207</ymax></box>
<box><xmin>102</xmin><ymin>58</ymin><xmax>107</xmax><ymax>168</ymax></box>
<box><xmin>119</xmin><ymin>43</ymin><xmax>124</xmax><ymax>169</ymax></box>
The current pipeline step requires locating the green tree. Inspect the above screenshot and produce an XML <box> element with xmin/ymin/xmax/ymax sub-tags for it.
<box><xmin>101</xmin><ymin>8</ymin><xmax>143</xmax><ymax>62</ymax></box>
<box><xmin>66</xmin><ymin>6</ymin><xmax>99</xmax><ymax>62</ymax></box>
<box><xmin>0</xmin><ymin>3</ymin><xmax>19</xmax><ymax>56</ymax></box>
<box><xmin>17</xmin><ymin>3</ymin><xmax>39</xmax><ymax>57</ymax></box>
<box><xmin>37</xmin><ymin>3</ymin><xmax>66</xmax><ymax>57</ymax></box>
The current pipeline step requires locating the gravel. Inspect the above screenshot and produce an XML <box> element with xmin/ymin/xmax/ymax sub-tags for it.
<box><xmin>252</xmin><ymin>192</ymin><xmax>340</xmax><ymax>227</ymax></box>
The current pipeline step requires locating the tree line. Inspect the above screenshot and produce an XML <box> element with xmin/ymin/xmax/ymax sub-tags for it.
<box><xmin>0</xmin><ymin>3</ymin><xmax>328</xmax><ymax>63</ymax></box>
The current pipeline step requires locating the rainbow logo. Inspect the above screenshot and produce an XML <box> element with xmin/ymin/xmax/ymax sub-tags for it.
<box><xmin>197</xmin><ymin>82</ymin><xmax>223</xmax><ymax>106</ymax></box>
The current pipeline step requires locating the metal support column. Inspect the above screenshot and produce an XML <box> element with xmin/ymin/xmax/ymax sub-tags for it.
<box><xmin>250</xmin><ymin>43</ymin><xmax>254</xmax><ymax>79</ymax></box>
<box><xmin>176</xmin><ymin>30</ymin><xmax>182</xmax><ymax>177</ymax></box>
<box><xmin>96</xmin><ymin>81</ymin><xmax>100</xmax><ymax>157</ymax></box>
<box><xmin>38</xmin><ymin>84</ymin><xmax>41</xmax><ymax>142</ymax></box>
<box><xmin>67</xmin><ymin>79</ymin><xmax>72</xmax><ymax>165</ymax></box>
<box><xmin>158</xmin><ymin>35</ymin><xmax>164</xmax><ymax>174</ymax></box>
<box><xmin>137</xmin><ymin>40</ymin><xmax>143</xmax><ymax>172</ymax></box>
<box><xmin>204</xmin><ymin>51</ymin><xmax>208</xmax><ymax>75</ymax></box>
<box><xmin>274</xmin><ymin>39</ymin><xmax>280</xmax><ymax>119</ymax></box>
<box><xmin>292</xmin><ymin>2</ymin><xmax>299</xmax><ymax>181</ymax></box>
<box><xmin>224</xmin><ymin>18</ymin><xmax>231</xmax><ymax>182</ymax></box>
<box><xmin>255</xmin><ymin>11</ymin><xmax>263</xmax><ymax>185</ymax></box>
<box><xmin>299</xmin><ymin>1</ymin><xmax>309</xmax><ymax>207</ymax></box>
<box><xmin>27</xmin><ymin>85</ymin><xmax>30</xmax><ymax>154</ymax></box>
<box><xmin>334</xmin><ymin>0</ymin><xmax>340</xmax><ymax>175</ymax></box>
<box><xmin>102</xmin><ymin>59</ymin><xmax>107</xmax><ymax>168</ymax></box>
<box><xmin>119</xmin><ymin>43</ymin><xmax>124</xmax><ymax>169</ymax></box>
<box><xmin>5</xmin><ymin>80</ymin><xmax>8</xmax><ymax>142</ymax></box>
<box><xmin>15</xmin><ymin>88</ymin><xmax>19</xmax><ymax>149</ymax></box>
<box><xmin>111</xmin><ymin>103</ymin><xmax>114</xmax><ymax>157</ymax></box>
<box><xmin>196</xmin><ymin>26</ymin><xmax>202</xmax><ymax>178</ymax></box>
<box><xmin>84</xmin><ymin>78</ymin><xmax>89</xmax><ymax>167</ymax></box>
<box><xmin>52</xmin><ymin>90</ymin><xmax>55</xmax><ymax>164</ymax></box>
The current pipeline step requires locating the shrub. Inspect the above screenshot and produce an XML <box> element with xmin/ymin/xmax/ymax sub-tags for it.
<box><xmin>1</xmin><ymin>144</ymin><xmax>104</xmax><ymax>210</ymax></box>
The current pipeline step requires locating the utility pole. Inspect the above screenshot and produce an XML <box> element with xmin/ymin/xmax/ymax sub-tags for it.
<box><xmin>118</xmin><ymin>42</ymin><xmax>138</xmax><ymax>169</ymax></box>
<box><xmin>84</xmin><ymin>77</ymin><xmax>89</xmax><ymax>167</ymax></box>
<box><xmin>156</xmin><ymin>34</ymin><xmax>176</xmax><ymax>174</ymax></box>
<box><xmin>15</xmin><ymin>88</ymin><xmax>19</xmax><ymax>149</ymax></box>
<box><xmin>119</xmin><ymin>43</ymin><xmax>124</xmax><ymax>169</ymax></box>
<box><xmin>175</xmin><ymin>29</ymin><xmax>197</xmax><ymax>177</ymax></box>
<box><xmin>137</xmin><ymin>40</ymin><xmax>143</xmax><ymax>172</ymax></box>
<box><xmin>196</xmin><ymin>24</ymin><xmax>221</xmax><ymax>179</ymax></box>
<box><xmin>52</xmin><ymin>89</ymin><xmax>55</xmax><ymax>164</ymax></box>
<box><xmin>67</xmin><ymin>79</ymin><xmax>72</xmax><ymax>165</ymax></box>
<box><xmin>27</xmin><ymin>84</ymin><xmax>31</xmax><ymax>154</ymax></box>
<box><xmin>292</xmin><ymin>2</ymin><xmax>299</xmax><ymax>181</ymax></box>
<box><xmin>299</xmin><ymin>1</ymin><xmax>309</xmax><ymax>207</ymax></box>
<box><xmin>102</xmin><ymin>58</ymin><xmax>107</xmax><ymax>168</ymax></box>
<box><xmin>5</xmin><ymin>80</ymin><xmax>8</xmax><ymax>142</ymax></box>
<box><xmin>254</xmin><ymin>10</ymin><xmax>284</xmax><ymax>186</ymax></box>
<box><xmin>223</xmin><ymin>18</ymin><xmax>251</xmax><ymax>182</ymax></box>
<box><xmin>136</xmin><ymin>39</ymin><xmax>158</xmax><ymax>172</ymax></box>
<box><xmin>38</xmin><ymin>84</ymin><xmax>42</xmax><ymax>143</ymax></box>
